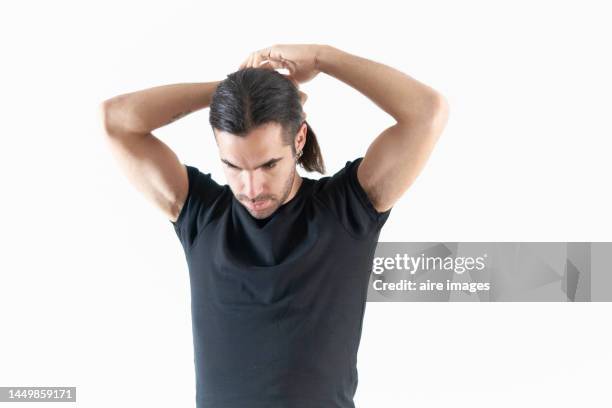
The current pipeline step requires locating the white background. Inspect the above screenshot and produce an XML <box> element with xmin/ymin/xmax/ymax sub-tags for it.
<box><xmin>1</xmin><ymin>1</ymin><xmax>610</xmax><ymax>407</ymax></box>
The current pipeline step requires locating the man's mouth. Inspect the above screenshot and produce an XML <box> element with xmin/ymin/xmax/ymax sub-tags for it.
<box><xmin>246</xmin><ymin>200</ymin><xmax>270</xmax><ymax>211</ymax></box>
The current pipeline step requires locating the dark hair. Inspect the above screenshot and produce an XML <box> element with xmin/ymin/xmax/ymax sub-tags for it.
<box><xmin>209</xmin><ymin>67</ymin><xmax>325</xmax><ymax>174</ymax></box>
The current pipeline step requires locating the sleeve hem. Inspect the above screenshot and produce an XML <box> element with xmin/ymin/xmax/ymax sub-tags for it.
<box><xmin>349</xmin><ymin>157</ymin><xmax>392</xmax><ymax>224</ymax></box>
<box><xmin>170</xmin><ymin>164</ymin><xmax>194</xmax><ymax>228</ymax></box>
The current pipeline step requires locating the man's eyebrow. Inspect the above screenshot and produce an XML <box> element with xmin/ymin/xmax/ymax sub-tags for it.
<box><xmin>221</xmin><ymin>157</ymin><xmax>283</xmax><ymax>170</ymax></box>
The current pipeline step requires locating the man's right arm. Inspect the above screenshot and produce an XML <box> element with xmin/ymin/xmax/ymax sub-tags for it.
<box><xmin>99</xmin><ymin>81</ymin><xmax>221</xmax><ymax>222</ymax></box>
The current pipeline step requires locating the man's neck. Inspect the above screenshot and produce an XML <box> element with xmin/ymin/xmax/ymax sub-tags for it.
<box><xmin>283</xmin><ymin>174</ymin><xmax>303</xmax><ymax>205</ymax></box>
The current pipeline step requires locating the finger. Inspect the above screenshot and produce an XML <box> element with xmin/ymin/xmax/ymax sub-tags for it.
<box><xmin>253</xmin><ymin>51</ymin><xmax>264</xmax><ymax>68</ymax></box>
<box><xmin>280</xmin><ymin>57</ymin><xmax>297</xmax><ymax>76</ymax></box>
<box><xmin>241</xmin><ymin>52</ymin><xmax>254</xmax><ymax>69</ymax></box>
<box><xmin>260</xmin><ymin>46</ymin><xmax>274</xmax><ymax>61</ymax></box>
<box><xmin>259</xmin><ymin>60</ymin><xmax>284</xmax><ymax>71</ymax></box>
<box><xmin>256</xmin><ymin>47</ymin><xmax>274</xmax><ymax>68</ymax></box>
<box><xmin>241</xmin><ymin>53</ymin><xmax>253</xmax><ymax>69</ymax></box>
<box><xmin>247</xmin><ymin>53</ymin><xmax>256</xmax><ymax>68</ymax></box>
<box><xmin>239</xmin><ymin>54</ymin><xmax>251</xmax><ymax>70</ymax></box>
<box><xmin>258</xmin><ymin>61</ymin><xmax>273</xmax><ymax>70</ymax></box>
<box><xmin>265</xmin><ymin>58</ymin><xmax>292</xmax><ymax>75</ymax></box>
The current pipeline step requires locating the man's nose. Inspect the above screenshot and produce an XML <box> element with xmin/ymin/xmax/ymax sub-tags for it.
<box><xmin>242</xmin><ymin>171</ymin><xmax>264</xmax><ymax>200</ymax></box>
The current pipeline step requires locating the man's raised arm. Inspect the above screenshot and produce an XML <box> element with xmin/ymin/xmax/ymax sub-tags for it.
<box><xmin>316</xmin><ymin>45</ymin><xmax>449</xmax><ymax>213</ymax></box>
<box><xmin>99</xmin><ymin>81</ymin><xmax>221</xmax><ymax>222</ymax></box>
<box><xmin>101</xmin><ymin>81</ymin><xmax>221</xmax><ymax>136</ymax></box>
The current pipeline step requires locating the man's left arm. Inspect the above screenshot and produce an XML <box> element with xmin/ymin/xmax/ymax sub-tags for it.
<box><xmin>316</xmin><ymin>45</ymin><xmax>450</xmax><ymax>213</ymax></box>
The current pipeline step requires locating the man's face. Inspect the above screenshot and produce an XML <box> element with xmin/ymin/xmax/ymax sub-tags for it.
<box><xmin>215</xmin><ymin>122</ymin><xmax>301</xmax><ymax>220</ymax></box>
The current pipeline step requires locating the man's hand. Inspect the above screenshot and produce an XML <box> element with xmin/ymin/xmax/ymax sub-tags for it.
<box><xmin>238</xmin><ymin>43</ymin><xmax>323</xmax><ymax>85</ymax></box>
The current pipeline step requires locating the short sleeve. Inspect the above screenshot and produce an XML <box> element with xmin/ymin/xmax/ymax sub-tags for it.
<box><xmin>315</xmin><ymin>157</ymin><xmax>392</xmax><ymax>238</ymax></box>
<box><xmin>171</xmin><ymin>164</ymin><xmax>227</xmax><ymax>249</ymax></box>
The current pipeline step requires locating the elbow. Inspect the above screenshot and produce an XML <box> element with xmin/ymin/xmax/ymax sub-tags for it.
<box><xmin>99</xmin><ymin>97</ymin><xmax>139</xmax><ymax>137</ymax></box>
<box><xmin>425</xmin><ymin>92</ymin><xmax>449</xmax><ymax>122</ymax></box>
<box><xmin>100</xmin><ymin>100</ymin><xmax>122</xmax><ymax>137</ymax></box>
<box><xmin>427</xmin><ymin>94</ymin><xmax>449</xmax><ymax>128</ymax></box>
<box><xmin>397</xmin><ymin>94</ymin><xmax>450</xmax><ymax>133</ymax></box>
<box><xmin>99</xmin><ymin>100</ymin><xmax>113</xmax><ymax>136</ymax></box>
<box><xmin>433</xmin><ymin>93</ymin><xmax>449</xmax><ymax>115</ymax></box>
<box><xmin>431</xmin><ymin>94</ymin><xmax>450</xmax><ymax>132</ymax></box>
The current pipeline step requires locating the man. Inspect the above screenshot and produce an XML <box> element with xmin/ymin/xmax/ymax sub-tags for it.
<box><xmin>101</xmin><ymin>44</ymin><xmax>449</xmax><ymax>408</ymax></box>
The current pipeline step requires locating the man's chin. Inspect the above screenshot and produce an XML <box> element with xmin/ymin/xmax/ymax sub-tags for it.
<box><xmin>244</xmin><ymin>201</ymin><xmax>277</xmax><ymax>219</ymax></box>
<box><xmin>248</xmin><ymin>209</ymin><xmax>277</xmax><ymax>219</ymax></box>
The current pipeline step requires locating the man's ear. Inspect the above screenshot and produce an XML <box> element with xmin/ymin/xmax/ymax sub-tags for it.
<box><xmin>295</xmin><ymin>123</ymin><xmax>307</xmax><ymax>152</ymax></box>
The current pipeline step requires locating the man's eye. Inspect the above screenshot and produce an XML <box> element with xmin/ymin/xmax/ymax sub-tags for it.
<box><xmin>224</xmin><ymin>162</ymin><xmax>276</xmax><ymax>170</ymax></box>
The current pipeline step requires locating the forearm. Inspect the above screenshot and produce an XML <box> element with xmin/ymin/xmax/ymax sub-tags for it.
<box><xmin>103</xmin><ymin>81</ymin><xmax>221</xmax><ymax>134</ymax></box>
<box><xmin>315</xmin><ymin>45</ymin><xmax>443</xmax><ymax>123</ymax></box>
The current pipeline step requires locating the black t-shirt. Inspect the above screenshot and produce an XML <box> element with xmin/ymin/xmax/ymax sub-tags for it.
<box><xmin>171</xmin><ymin>157</ymin><xmax>392</xmax><ymax>408</ymax></box>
